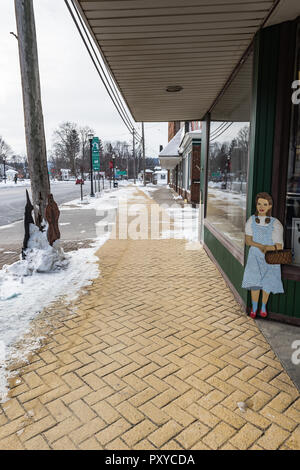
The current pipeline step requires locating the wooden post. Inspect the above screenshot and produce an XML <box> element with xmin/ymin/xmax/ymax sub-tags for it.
<box><xmin>15</xmin><ymin>0</ymin><xmax>50</xmax><ymax>225</ymax></box>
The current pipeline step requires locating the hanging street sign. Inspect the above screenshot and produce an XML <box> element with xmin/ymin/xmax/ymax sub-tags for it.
<box><xmin>92</xmin><ymin>137</ymin><xmax>100</xmax><ymax>171</ymax></box>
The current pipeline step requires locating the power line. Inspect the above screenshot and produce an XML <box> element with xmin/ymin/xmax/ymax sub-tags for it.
<box><xmin>64</xmin><ymin>0</ymin><xmax>142</xmax><ymax>142</ymax></box>
<box><xmin>210</xmin><ymin>122</ymin><xmax>234</xmax><ymax>142</ymax></box>
<box><xmin>210</xmin><ymin>122</ymin><xmax>228</xmax><ymax>138</ymax></box>
<box><xmin>70</xmin><ymin>0</ymin><xmax>141</xmax><ymax>141</ymax></box>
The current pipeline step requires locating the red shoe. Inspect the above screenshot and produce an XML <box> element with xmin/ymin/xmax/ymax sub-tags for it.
<box><xmin>260</xmin><ymin>310</ymin><xmax>268</xmax><ymax>318</ymax></box>
<box><xmin>249</xmin><ymin>309</ymin><xmax>257</xmax><ymax>319</ymax></box>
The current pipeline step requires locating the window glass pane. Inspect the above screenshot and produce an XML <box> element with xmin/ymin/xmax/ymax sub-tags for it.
<box><xmin>206</xmin><ymin>123</ymin><xmax>249</xmax><ymax>251</ymax></box>
<box><xmin>286</xmin><ymin>26</ymin><xmax>300</xmax><ymax>265</ymax></box>
<box><xmin>206</xmin><ymin>51</ymin><xmax>253</xmax><ymax>253</ymax></box>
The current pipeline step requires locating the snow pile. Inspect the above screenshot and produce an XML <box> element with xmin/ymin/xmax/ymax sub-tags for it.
<box><xmin>0</xmin><ymin>235</ymin><xmax>108</xmax><ymax>402</ymax></box>
<box><xmin>3</xmin><ymin>224</ymin><xmax>69</xmax><ymax>282</ymax></box>
<box><xmin>0</xmin><ymin>224</ymin><xmax>70</xmax><ymax>401</ymax></box>
<box><xmin>0</xmin><ymin>184</ymin><xmax>139</xmax><ymax>402</ymax></box>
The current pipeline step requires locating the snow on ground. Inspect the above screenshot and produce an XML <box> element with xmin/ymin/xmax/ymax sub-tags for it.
<box><xmin>60</xmin><ymin>180</ymin><xmax>132</xmax><ymax>210</ymax></box>
<box><xmin>163</xmin><ymin>205</ymin><xmax>200</xmax><ymax>245</ymax></box>
<box><xmin>0</xmin><ymin>179</ymin><xmax>31</xmax><ymax>189</ymax></box>
<box><xmin>0</xmin><ymin>179</ymin><xmax>83</xmax><ymax>190</ymax></box>
<box><xmin>208</xmin><ymin>187</ymin><xmax>246</xmax><ymax>206</ymax></box>
<box><xmin>139</xmin><ymin>184</ymin><xmax>201</xmax><ymax>248</ymax></box>
<box><xmin>0</xmin><ymin>181</ymin><xmax>137</xmax><ymax>402</ymax></box>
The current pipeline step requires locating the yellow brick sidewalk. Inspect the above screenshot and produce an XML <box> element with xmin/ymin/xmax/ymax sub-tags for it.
<box><xmin>0</xmin><ymin>188</ymin><xmax>299</xmax><ymax>450</ymax></box>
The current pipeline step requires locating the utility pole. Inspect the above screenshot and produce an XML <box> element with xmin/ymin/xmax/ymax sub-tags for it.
<box><xmin>88</xmin><ymin>134</ymin><xmax>95</xmax><ymax>197</ymax></box>
<box><xmin>14</xmin><ymin>0</ymin><xmax>50</xmax><ymax>224</ymax></box>
<box><xmin>123</xmin><ymin>143</ymin><xmax>129</xmax><ymax>180</ymax></box>
<box><xmin>132</xmin><ymin>129</ymin><xmax>136</xmax><ymax>184</ymax></box>
<box><xmin>142</xmin><ymin>122</ymin><xmax>146</xmax><ymax>186</ymax></box>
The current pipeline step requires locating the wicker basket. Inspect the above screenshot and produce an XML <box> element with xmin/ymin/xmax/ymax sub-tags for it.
<box><xmin>265</xmin><ymin>248</ymin><xmax>292</xmax><ymax>265</ymax></box>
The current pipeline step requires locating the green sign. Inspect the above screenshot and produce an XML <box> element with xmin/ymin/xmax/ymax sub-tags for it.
<box><xmin>116</xmin><ymin>170</ymin><xmax>127</xmax><ymax>176</ymax></box>
<box><xmin>92</xmin><ymin>137</ymin><xmax>100</xmax><ymax>171</ymax></box>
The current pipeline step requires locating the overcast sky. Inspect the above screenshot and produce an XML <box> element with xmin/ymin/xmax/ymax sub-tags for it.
<box><xmin>0</xmin><ymin>0</ymin><xmax>168</xmax><ymax>159</ymax></box>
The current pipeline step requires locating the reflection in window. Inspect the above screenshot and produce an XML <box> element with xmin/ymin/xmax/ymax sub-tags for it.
<box><xmin>286</xmin><ymin>26</ymin><xmax>300</xmax><ymax>265</ymax></box>
<box><xmin>183</xmin><ymin>152</ymin><xmax>191</xmax><ymax>190</ymax></box>
<box><xmin>205</xmin><ymin>50</ymin><xmax>252</xmax><ymax>254</ymax></box>
<box><xmin>206</xmin><ymin>122</ymin><xmax>250</xmax><ymax>251</ymax></box>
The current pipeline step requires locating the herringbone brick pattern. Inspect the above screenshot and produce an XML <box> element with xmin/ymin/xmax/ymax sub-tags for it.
<box><xmin>0</xmin><ymin>188</ymin><xmax>299</xmax><ymax>450</ymax></box>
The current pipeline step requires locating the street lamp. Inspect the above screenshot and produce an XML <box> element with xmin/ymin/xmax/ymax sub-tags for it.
<box><xmin>88</xmin><ymin>132</ymin><xmax>95</xmax><ymax>197</ymax></box>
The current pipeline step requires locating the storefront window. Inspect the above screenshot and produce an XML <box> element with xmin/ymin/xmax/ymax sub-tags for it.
<box><xmin>183</xmin><ymin>151</ymin><xmax>191</xmax><ymax>190</ymax></box>
<box><xmin>182</xmin><ymin>156</ymin><xmax>186</xmax><ymax>190</ymax></box>
<box><xmin>285</xmin><ymin>26</ymin><xmax>300</xmax><ymax>266</ymax></box>
<box><xmin>205</xmin><ymin>50</ymin><xmax>252</xmax><ymax>254</ymax></box>
<box><xmin>206</xmin><ymin>123</ymin><xmax>249</xmax><ymax>251</ymax></box>
<box><xmin>187</xmin><ymin>152</ymin><xmax>191</xmax><ymax>190</ymax></box>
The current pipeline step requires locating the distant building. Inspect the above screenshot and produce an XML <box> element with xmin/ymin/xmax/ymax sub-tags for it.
<box><xmin>0</xmin><ymin>163</ymin><xmax>15</xmax><ymax>178</ymax></box>
<box><xmin>159</xmin><ymin>123</ymin><xmax>202</xmax><ymax>205</ymax></box>
<box><xmin>60</xmin><ymin>169</ymin><xmax>71</xmax><ymax>180</ymax></box>
<box><xmin>153</xmin><ymin>168</ymin><xmax>168</xmax><ymax>186</ymax></box>
<box><xmin>138</xmin><ymin>169</ymin><xmax>153</xmax><ymax>184</ymax></box>
<box><xmin>6</xmin><ymin>168</ymin><xmax>18</xmax><ymax>181</ymax></box>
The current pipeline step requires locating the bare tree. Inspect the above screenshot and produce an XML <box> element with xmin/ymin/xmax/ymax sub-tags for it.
<box><xmin>52</xmin><ymin>122</ymin><xmax>80</xmax><ymax>176</ymax></box>
<box><xmin>78</xmin><ymin>125</ymin><xmax>95</xmax><ymax>173</ymax></box>
<box><xmin>0</xmin><ymin>136</ymin><xmax>12</xmax><ymax>160</ymax></box>
<box><xmin>236</xmin><ymin>126</ymin><xmax>249</xmax><ymax>155</ymax></box>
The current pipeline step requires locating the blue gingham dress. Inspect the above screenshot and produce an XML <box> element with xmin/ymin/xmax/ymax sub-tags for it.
<box><xmin>242</xmin><ymin>216</ymin><xmax>284</xmax><ymax>294</ymax></box>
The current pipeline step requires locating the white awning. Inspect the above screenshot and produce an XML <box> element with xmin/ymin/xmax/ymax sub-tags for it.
<box><xmin>159</xmin><ymin>127</ymin><xmax>184</xmax><ymax>169</ymax></box>
<box><xmin>75</xmin><ymin>0</ymin><xmax>300</xmax><ymax>122</ymax></box>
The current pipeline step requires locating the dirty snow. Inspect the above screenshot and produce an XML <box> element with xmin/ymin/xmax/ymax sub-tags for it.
<box><xmin>0</xmin><ymin>182</ymin><xmax>137</xmax><ymax>402</ymax></box>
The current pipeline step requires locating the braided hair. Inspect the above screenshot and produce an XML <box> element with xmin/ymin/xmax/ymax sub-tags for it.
<box><xmin>255</xmin><ymin>192</ymin><xmax>273</xmax><ymax>224</ymax></box>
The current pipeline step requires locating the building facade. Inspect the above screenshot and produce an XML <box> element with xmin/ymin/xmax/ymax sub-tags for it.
<box><xmin>200</xmin><ymin>19</ymin><xmax>300</xmax><ymax>324</ymax></box>
<box><xmin>161</xmin><ymin>19</ymin><xmax>300</xmax><ymax>324</ymax></box>
<box><xmin>162</xmin><ymin>122</ymin><xmax>202</xmax><ymax>206</ymax></box>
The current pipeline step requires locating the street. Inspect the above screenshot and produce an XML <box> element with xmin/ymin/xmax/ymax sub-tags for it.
<box><xmin>0</xmin><ymin>180</ymin><xmax>115</xmax><ymax>267</ymax></box>
<box><xmin>0</xmin><ymin>181</ymin><xmax>90</xmax><ymax>226</ymax></box>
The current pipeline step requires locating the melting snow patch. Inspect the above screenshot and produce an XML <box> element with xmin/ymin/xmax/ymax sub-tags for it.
<box><xmin>0</xmin><ymin>183</ymin><xmax>146</xmax><ymax>401</ymax></box>
<box><xmin>0</xmin><ymin>223</ymin><xmax>109</xmax><ymax>403</ymax></box>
